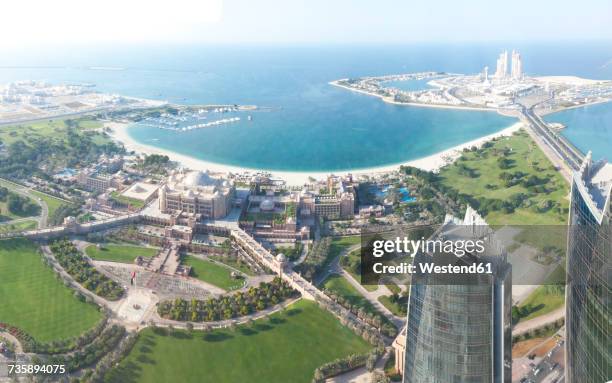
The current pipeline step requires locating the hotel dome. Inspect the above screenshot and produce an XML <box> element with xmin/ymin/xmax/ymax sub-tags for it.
<box><xmin>183</xmin><ymin>170</ymin><xmax>216</xmax><ymax>188</ymax></box>
<box><xmin>260</xmin><ymin>199</ymin><xmax>275</xmax><ymax>211</ymax></box>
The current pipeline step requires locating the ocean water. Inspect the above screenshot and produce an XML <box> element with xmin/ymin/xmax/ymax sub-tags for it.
<box><xmin>1</xmin><ymin>43</ymin><xmax>611</xmax><ymax>171</ymax></box>
<box><xmin>545</xmin><ymin>102</ymin><xmax>612</xmax><ymax>161</ymax></box>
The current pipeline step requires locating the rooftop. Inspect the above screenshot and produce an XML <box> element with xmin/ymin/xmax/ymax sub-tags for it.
<box><xmin>575</xmin><ymin>152</ymin><xmax>612</xmax><ymax>223</ymax></box>
<box><xmin>121</xmin><ymin>182</ymin><xmax>159</xmax><ymax>201</ymax></box>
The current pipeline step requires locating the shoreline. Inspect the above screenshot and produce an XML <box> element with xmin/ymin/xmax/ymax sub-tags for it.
<box><xmin>329</xmin><ymin>80</ymin><xmax>501</xmax><ymax>113</ymax></box>
<box><xmin>106</xmin><ymin>121</ymin><xmax>523</xmax><ymax>185</ymax></box>
<box><xmin>536</xmin><ymin>97</ymin><xmax>612</xmax><ymax>116</ymax></box>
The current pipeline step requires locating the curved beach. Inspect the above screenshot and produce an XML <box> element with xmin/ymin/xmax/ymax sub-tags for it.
<box><xmin>107</xmin><ymin>121</ymin><xmax>523</xmax><ymax>185</ymax></box>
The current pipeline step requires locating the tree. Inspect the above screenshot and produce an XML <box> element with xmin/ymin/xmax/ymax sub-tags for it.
<box><xmin>366</xmin><ymin>352</ymin><xmax>377</xmax><ymax>371</ymax></box>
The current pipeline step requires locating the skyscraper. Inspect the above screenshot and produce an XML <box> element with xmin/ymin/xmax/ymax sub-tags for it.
<box><xmin>495</xmin><ymin>50</ymin><xmax>508</xmax><ymax>79</ymax></box>
<box><xmin>565</xmin><ymin>153</ymin><xmax>611</xmax><ymax>383</ymax></box>
<box><xmin>511</xmin><ymin>50</ymin><xmax>522</xmax><ymax>80</ymax></box>
<box><xmin>403</xmin><ymin>207</ymin><xmax>512</xmax><ymax>383</ymax></box>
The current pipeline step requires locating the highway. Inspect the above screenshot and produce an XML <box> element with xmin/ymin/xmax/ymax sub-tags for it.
<box><xmin>518</xmin><ymin>106</ymin><xmax>584</xmax><ymax>182</ymax></box>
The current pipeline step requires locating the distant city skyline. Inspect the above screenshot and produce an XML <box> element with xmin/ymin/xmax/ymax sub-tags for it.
<box><xmin>1</xmin><ymin>0</ymin><xmax>612</xmax><ymax>48</ymax></box>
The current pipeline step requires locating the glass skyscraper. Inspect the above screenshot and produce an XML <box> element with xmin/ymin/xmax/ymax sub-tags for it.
<box><xmin>565</xmin><ymin>153</ymin><xmax>611</xmax><ymax>383</ymax></box>
<box><xmin>403</xmin><ymin>208</ymin><xmax>512</xmax><ymax>383</ymax></box>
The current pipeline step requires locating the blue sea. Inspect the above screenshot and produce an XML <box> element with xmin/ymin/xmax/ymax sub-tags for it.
<box><xmin>1</xmin><ymin>42</ymin><xmax>611</xmax><ymax>170</ymax></box>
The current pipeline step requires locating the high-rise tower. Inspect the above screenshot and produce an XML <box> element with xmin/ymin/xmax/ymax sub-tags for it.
<box><xmin>565</xmin><ymin>153</ymin><xmax>611</xmax><ymax>383</ymax></box>
<box><xmin>403</xmin><ymin>207</ymin><xmax>512</xmax><ymax>383</ymax></box>
<box><xmin>511</xmin><ymin>50</ymin><xmax>523</xmax><ymax>80</ymax></box>
<box><xmin>495</xmin><ymin>50</ymin><xmax>508</xmax><ymax>79</ymax></box>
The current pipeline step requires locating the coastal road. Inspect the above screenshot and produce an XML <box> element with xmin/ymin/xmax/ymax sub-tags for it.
<box><xmin>519</xmin><ymin>106</ymin><xmax>582</xmax><ymax>182</ymax></box>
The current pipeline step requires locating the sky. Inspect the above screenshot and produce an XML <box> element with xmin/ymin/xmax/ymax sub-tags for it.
<box><xmin>1</xmin><ymin>0</ymin><xmax>611</xmax><ymax>48</ymax></box>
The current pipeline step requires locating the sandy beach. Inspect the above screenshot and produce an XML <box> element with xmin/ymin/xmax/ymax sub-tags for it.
<box><xmin>107</xmin><ymin>121</ymin><xmax>523</xmax><ymax>185</ymax></box>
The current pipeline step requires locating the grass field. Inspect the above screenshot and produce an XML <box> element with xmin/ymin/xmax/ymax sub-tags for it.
<box><xmin>0</xmin><ymin>118</ymin><xmax>104</xmax><ymax>146</ymax></box>
<box><xmin>106</xmin><ymin>300</ymin><xmax>371</xmax><ymax>383</ymax></box>
<box><xmin>323</xmin><ymin>274</ymin><xmax>390</xmax><ymax>322</ymax></box>
<box><xmin>0</xmin><ymin>179</ymin><xmax>40</xmax><ymax>221</ymax></box>
<box><xmin>109</xmin><ymin>191</ymin><xmax>146</xmax><ymax>209</ymax></box>
<box><xmin>323</xmin><ymin>235</ymin><xmax>361</xmax><ymax>272</ymax></box>
<box><xmin>85</xmin><ymin>244</ymin><xmax>158</xmax><ymax>264</ymax></box>
<box><xmin>209</xmin><ymin>255</ymin><xmax>255</xmax><ymax>276</ymax></box>
<box><xmin>0</xmin><ymin>219</ymin><xmax>37</xmax><ymax>233</ymax></box>
<box><xmin>29</xmin><ymin>190</ymin><xmax>72</xmax><ymax>219</ymax></box>
<box><xmin>437</xmin><ymin>130</ymin><xmax>569</xmax><ymax>226</ymax></box>
<box><xmin>0</xmin><ymin>239</ymin><xmax>102</xmax><ymax>342</ymax></box>
<box><xmin>378</xmin><ymin>295</ymin><xmax>407</xmax><ymax>317</ymax></box>
<box><xmin>183</xmin><ymin>255</ymin><xmax>245</xmax><ymax>291</ymax></box>
<box><xmin>518</xmin><ymin>285</ymin><xmax>565</xmax><ymax>322</ymax></box>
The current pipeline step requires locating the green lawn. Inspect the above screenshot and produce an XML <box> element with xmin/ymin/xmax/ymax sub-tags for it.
<box><xmin>0</xmin><ymin>179</ymin><xmax>41</xmax><ymax>221</ymax></box>
<box><xmin>0</xmin><ymin>239</ymin><xmax>102</xmax><ymax>342</ymax></box>
<box><xmin>183</xmin><ymin>255</ymin><xmax>245</xmax><ymax>291</ymax></box>
<box><xmin>85</xmin><ymin>244</ymin><xmax>158</xmax><ymax>264</ymax></box>
<box><xmin>323</xmin><ymin>235</ymin><xmax>361</xmax><ymax>272</ymax></box>
<box><xmin>0</xmin><ymin>219</ymin><xmax>37</xmax><ymax>233</ymax></box>
<box><xmin>0</xmin><ymin>118</ymin><xmax>104</xmax><ymax>145</ymax></box>
<box><xmin>106</xmin><ymin>300</ymin><xmax>371</xmax><ymax>383</ymax></box>
<box><xmin>518</xmin><ymin>285</ymin><xmax>565</xmax><ymax>322</ymax></box>
<box><xmin>437</xmin><ymin>130</ymin><xmax>569</xmax><ymax>226</ymax></box>
<box><xmin>378</xmin><ymin>295</ymin><xmax>407</xmax><ymax>317</ymax></box>
<box><xmin>323</xmin><ymin>274</ymin><xmax>388</xmax><ymax>321</ymax></box>
<box><xmin>209</xmin><ymin>255</ymin><xmax>255</xmax><ymax>276</ymax></box>
<box><xmin>29</xmin><ymin>190</ymin><xmax>72</xmax><ymax>219</ymax></box>
<box><xmin>110</xmin><ymin>191</ymin><xmax>146</xmax><ymax>209</ymax></box>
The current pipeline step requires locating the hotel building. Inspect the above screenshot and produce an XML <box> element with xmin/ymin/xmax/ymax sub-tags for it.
<box><xmin>299</xmin><ymin>176</ymin><xmax>356</xmax><ymax>220</ymax></box>
<box><xmin>158</xmin><ymin>170</ymin><xmax>234</xmax><ymax>220</ymax></box>
<box><xmin>565</xmin><ymin>153</ymin><xmax>611</xmax><ymax>383</ymax></box>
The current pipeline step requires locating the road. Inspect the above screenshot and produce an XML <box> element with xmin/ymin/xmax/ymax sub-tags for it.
<box><xmin>516</xmin><ymin>336</ymin><xmax>565</xmax><ymax>383</ymax></box>
<box><xmin>0</xmin><ymin>178</ymin><xmax>50</xmax><ymax>229</ymax></box>
<box><xmin>342</xmin><ymin>269</ymin><xmax>405</xmax><ymax>328</ymax></box>
<box><xmin>312</xmin><ymin>242</ymin><xmax>405</xmax><ymax>328</ymax></box>
<box><xmin>519</xmin><ymin>106</ymin><xmax>583</xmax><ymax>182</ymax></box>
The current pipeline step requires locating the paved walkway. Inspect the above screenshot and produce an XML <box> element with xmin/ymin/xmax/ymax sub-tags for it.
<box><xmin>147</xmin><ymin>297</ymin><xmax>303</xmax><ymax>330</ymax></box>
<box><xmin>40</xmin><ymin>245</ymin><xmax>121</xmax><ymax>311</ymax></box>
<box><xmin>313</xmin><ymin>242</ymin><xmax>405</xmax><ymax>328</ymax></box>
<box><xmin>341</xmin><ymin>270</ymin><xmax>404</xmax><ymax>328</ymax></box>
<box><xmin>0</xmin><ymin>332</ymin><xmax>23</xmax><ymax>353</ymax></box>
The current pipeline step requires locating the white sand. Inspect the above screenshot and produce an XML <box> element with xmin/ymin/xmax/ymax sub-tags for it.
<box><xmin>107</xmin><ymin>121</ymin><xmax>523</xmax><ymax>185</ymax></box>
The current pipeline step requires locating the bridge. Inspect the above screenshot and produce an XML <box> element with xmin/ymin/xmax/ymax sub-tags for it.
<box><xmin>230</xmin><ymin>226</ymin><xmax>392</xmax><ymax>338</ymax></box>
<box><xmin>230</xmin><ymin>227</ymin><xmax>318</xmax><ymax>300</ymax></box>
<box><xmin>519</xmin><ymin>106</ymin><xmax>584</xmax><ymax>181</ymax></box>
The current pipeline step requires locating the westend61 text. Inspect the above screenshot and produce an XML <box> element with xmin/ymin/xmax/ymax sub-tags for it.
<box><xmin>372</xmin><ymin>262</ymin><xmax>493</xmax><ymax>275</ymax></box>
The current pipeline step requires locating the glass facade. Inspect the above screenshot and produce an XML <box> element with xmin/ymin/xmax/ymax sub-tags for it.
<box><xmin>565</xmin><ymin>174</ymin><xmax>611</xmax><ymax>383</ymax></box>
<box><xmin>403</xmin><ymin>219</ymin><xmax>512</xmax><ymax>383</ymax></box>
